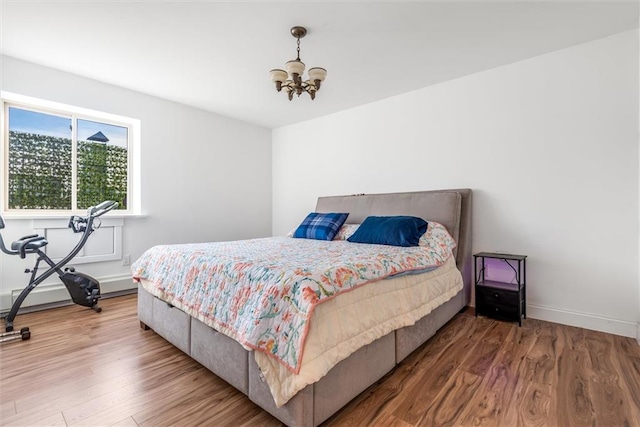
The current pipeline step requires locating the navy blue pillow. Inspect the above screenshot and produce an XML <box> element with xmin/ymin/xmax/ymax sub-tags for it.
<box><xmin>293</xmin><ymin>212</ymin><xmax>349</xmax><ymax>241</ymax></box>
<box><xmin>347</xmin><ymin>216</ymin><xmax>428</xmax><ymax>247</ymax></box>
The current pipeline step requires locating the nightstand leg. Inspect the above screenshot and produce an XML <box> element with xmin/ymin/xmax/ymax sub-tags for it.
<box><xmin>523</xmin><ymin>260</ymin><xmax>527</xmax><ymax>318</ymax></box>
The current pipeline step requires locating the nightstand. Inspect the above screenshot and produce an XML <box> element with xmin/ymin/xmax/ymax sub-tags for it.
<box><xmin>474</xmin><ymin>252</ymin><xmax>527</xmax><ymax>326</ymax></box>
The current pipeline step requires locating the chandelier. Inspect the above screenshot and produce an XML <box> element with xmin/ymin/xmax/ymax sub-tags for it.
<box><xmin>269</xmin><ymin>26</ymin><xmax>327</xmax><ymax>101</ymax></box>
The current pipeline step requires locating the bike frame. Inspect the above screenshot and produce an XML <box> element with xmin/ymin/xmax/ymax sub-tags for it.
<box><xmin>1</xmin><ymin>201</ymin><xmax>118</xmax><ymax>332</ymax></box>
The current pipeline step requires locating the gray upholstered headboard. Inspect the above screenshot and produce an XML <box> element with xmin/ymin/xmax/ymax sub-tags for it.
<box><xmin>315</xmin><ymin>189</ymin><xmax>472</xmax><ymax>304</ymax></box>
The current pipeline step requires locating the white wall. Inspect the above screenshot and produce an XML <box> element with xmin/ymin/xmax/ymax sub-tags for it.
<box><xmin>273</xmin><ymin>30</ymin><xmax>639</xmax><ymax>337</ymax></box>
<box><xmin>0</xmin><ymin>56</ymin><xmax>272</xmax><ymax>311</ymax></box>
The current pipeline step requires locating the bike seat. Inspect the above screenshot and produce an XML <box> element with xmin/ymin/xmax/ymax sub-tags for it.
<box><xmin>11</xmin><ymin>236</ymin><xmax>49</xmax><ymax>252</ymax></box>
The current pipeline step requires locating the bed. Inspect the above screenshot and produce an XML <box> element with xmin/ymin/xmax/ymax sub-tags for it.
<box><xmin>134</xmin><ymin>189</ymin><xmax>472</xmax><ymax>426</ymax></box>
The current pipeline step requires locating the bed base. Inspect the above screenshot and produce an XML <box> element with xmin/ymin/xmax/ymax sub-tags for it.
<box><xmin>138</xmin><ymin>286</ymin><xmax>465</xmax><ymax>426</ymax></box>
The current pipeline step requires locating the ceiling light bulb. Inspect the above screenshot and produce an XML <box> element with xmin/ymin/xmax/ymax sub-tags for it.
<box><xmin>285</xmin><ymin>60</ymin><xmax>305</xmax><ymax>77</ymax></box>
<box><xmin>269</xmin><ymin>69</ymin><xmax>288</xmax><ymax>83</ymax></box>
<box><xmin>308</xmin><ymin>67</ymin><xmax>326</xmax><ymax>82</ymax></box>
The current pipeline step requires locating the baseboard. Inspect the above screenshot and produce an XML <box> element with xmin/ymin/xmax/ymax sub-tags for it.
<box><xmin>528</xmin><ymin>304</ymin><xmax>636</xmax><ymax>338</ymax></box>
<box><xmin>1</xmin><ymin>274</ymin><xmax>135</xmax><ymax>314</ymax></box>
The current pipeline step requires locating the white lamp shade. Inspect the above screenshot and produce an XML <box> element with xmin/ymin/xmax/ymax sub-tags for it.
<box><xmin>308</xmin><ymin>67</ymin><xmax>327</xmax><ymax>81</ymax></box>
<box><xmin>269</xmin><ymin>69</ymin><xmax>288</xmax><ymax>83</ymax></box>
<box><xmin>285</xmin><ymin>60</ymin><xmax>305</xmax><ymax>76</ymax></box>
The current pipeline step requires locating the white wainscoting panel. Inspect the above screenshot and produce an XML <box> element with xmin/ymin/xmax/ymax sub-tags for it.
<box><xmin>32</xmin><ymin>218</ymin><xmax>123</xmax><ymax>264</ymax></box>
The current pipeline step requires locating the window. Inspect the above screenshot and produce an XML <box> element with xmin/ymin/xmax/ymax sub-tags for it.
<box><xmin>2</xmin><ymin>93</ymin><xmax>140</xmax><ymax>215</ymax></box>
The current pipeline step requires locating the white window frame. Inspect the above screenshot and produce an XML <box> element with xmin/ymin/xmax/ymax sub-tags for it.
<box><xmin>1</xmin><ymin>91</ymin><xmax>141</xmax><ymax>217</ymax></box>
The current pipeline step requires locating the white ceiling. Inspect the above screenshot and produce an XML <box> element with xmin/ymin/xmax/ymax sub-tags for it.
<box><xmin>1</xmin><ymin>1</ymin><xmax>638</xmax><ymax>129</ymax></box>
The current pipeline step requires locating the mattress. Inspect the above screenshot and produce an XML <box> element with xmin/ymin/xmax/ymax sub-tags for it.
<box><xmin>132</xmin><ymin>233</ymin><xmax>455</xmax><ymax>365</ymax></box>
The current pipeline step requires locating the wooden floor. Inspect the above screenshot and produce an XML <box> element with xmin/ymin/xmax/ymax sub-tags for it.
<box><xmin>1</xmin><ymin>295</ymin><xmax>639</xmax><ymax>427</ymax></box>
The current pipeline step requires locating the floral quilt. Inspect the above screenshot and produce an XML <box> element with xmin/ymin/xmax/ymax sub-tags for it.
<box><xmin>132</xmin><ymin>236</ymin><xmax>455</xmax><ymax>373</ymax></box>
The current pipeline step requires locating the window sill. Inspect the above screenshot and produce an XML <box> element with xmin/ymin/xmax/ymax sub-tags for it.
<box><xmin>2</xmin><ymin>213</ymin><xmax>148</xmax><ymax>220</ymax></box>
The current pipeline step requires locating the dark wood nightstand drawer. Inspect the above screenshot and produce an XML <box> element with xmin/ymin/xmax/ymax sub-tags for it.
<box><xmin>476</xmin><ymin>285</ymin><xmax>518</xmax><ymax>306</ymax></box>
<box><xmin>476</xmin><ymin>301</ymin><xmax>518</xmax><ymax>320</ymax></box>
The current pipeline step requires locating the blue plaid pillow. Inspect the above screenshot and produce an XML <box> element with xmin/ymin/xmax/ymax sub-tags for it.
<box><xmin>293</xmin><ymin>212</ymin><xmax>349</xmax><ymax>241</ymax></box>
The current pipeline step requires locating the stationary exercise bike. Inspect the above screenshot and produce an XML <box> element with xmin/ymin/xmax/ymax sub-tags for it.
<box><xmin>0</xmin><ymin>200</ymin><xmax>118</xmax><ymax>342</ymax></box>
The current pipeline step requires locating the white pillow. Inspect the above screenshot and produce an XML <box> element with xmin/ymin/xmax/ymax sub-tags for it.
<box><xmin>419</xmin><ymin>221</ymin><xmax>457</xmax><ymax>252</ymax></box>
<box><xmin>333</xmin><ymin>223</ymin><xmax>361</xmax><ymax>240</ymax></box>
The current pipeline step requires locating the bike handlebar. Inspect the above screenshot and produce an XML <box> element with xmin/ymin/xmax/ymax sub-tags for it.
<box><xmin>69</xmin><ymin>201</ymin><xmax>119</xmax><ymax>233</ymax></box>
<box><xmin>0</xmin><ymin>214</ymin><xmax>12</xmax><ymax>255</ymax></box>
<box><xmin>89</xmin><ymin>200</ymin><xmax>119</xmax><ymax>218</ymax></box>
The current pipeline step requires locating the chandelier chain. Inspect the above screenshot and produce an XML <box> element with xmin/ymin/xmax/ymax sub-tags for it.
<box><xmin>296</xmin><ymin>37</ymin><xmax>301</xmax><ymax>61</ymax></box>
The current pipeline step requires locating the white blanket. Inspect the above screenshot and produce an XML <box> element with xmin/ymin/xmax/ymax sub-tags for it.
<box><xmin>254</xmin><ymin>256</ymin><xmax>462</xmax><ymax>407</ymax></box>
